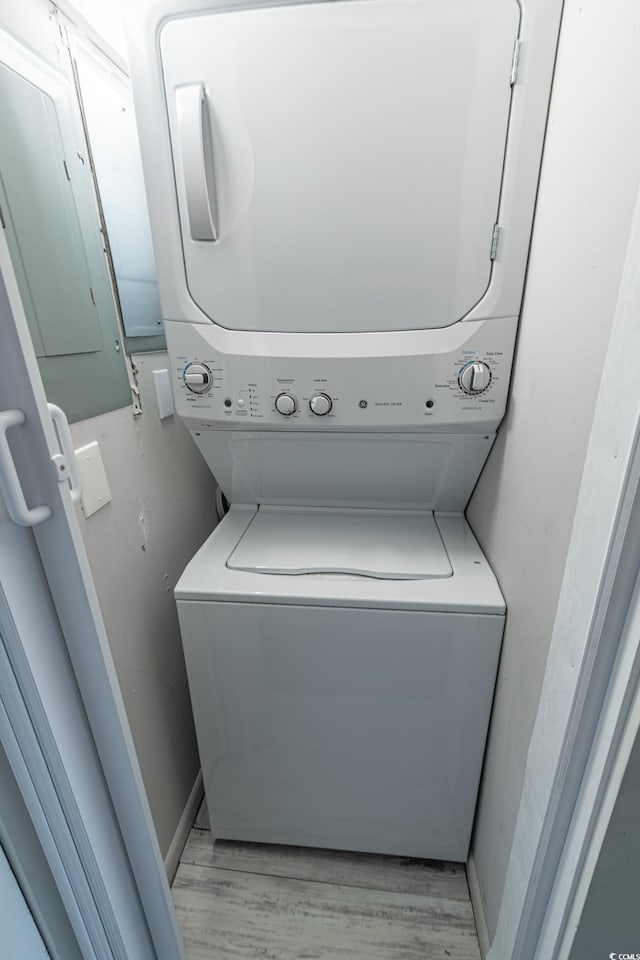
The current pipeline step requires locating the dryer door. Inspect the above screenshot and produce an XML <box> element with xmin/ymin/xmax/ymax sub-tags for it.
<box><xmin>160</xmin><ymin>0</ymin><xmax>519</xmax><ymax>334</ymax></box>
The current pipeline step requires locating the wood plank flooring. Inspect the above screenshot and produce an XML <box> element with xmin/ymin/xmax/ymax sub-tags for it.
<box><xmin>172</xmin><ymin>801</ymin><xmax>481</xmax><ymax>960</ymax></box>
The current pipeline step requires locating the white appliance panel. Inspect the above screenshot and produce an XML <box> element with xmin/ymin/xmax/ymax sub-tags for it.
<box><xmin>160</xmin><ymin>0</ymin><xmax>519</xmax><ymax>333</ymax></box>
<box><xmin>192</xmin><ymin>431</ymin><xmax>495</xmax><ymax>510</ymax></box>
<box><xmin>127</xmin><ymin>0</ymin><xmax>563</xmax><ymax>329</ymax></box>
<box><xmin>166</xmin><ymin>316</ymin><xmax>518</xmax><ymax>432</ymax></box>
<box><xmin>227</xmin><ymin>506</ymin><xmax>452</xmax><ymax>579</ymax></box>
<box><xmin>177</xmin><ymin>598</ymin><xmax>504</xmax><ymax>859</ymax></box>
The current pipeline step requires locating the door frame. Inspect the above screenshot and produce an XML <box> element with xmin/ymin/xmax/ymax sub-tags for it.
<box><xmin>0</xmin><ymin>223</ymin><xmax>184</xmax><ymax>958</ymax></box>
<box><xmin>0</xmin><ymin>841</ymin><xmax>49</xmax><ymax>958</ymax></box>
<box><xmin>3</xmin><ymin>41</ymin><xmax>640</xmax><ymax>960</ymax></box>
<box><xmin>488</xmin><ymin>186</ymin><xmax>640</xmax><ymax>959</ymax></box>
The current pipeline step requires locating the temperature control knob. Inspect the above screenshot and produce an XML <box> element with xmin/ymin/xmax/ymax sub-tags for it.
<box><xmin>184</xmin><ymin>362</ymin><xmax>211</xmax><ymax>393</ymax></box>
<box><xmin>275</xmin><ymin>393</ymin><xmax>297</xmax><ymax>416</ymax></box>
<box><xmin>459</xmin><ymin>361</ymin><xmax>492</xmax><ymax>395</ymax></box>
<box><xmin>309</xmin><ymin>392</ymin><xmax>333</xmax><ymax>416</ymax></box>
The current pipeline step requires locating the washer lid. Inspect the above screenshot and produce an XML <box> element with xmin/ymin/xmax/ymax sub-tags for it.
<box><xmin>227</xmin><ymin>507</ymin><xmax>452</xmax><ymax>580</ymax></box>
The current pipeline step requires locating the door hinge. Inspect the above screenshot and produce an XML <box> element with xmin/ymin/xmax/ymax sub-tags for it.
<box><xmin>89</xmin><ymin>287</ymin><xmax>96</xmax><ymax>305</ymax></box>
<box><xmin>48</xmin><ymin>404</ymin><xmax>82</xmax><ymax>505</ymax></box>
<box><xmin>131</xmin><ymin>384</ymin><xmax>142</xmax><ymax>417</ymax></box>
<box><xmin>63</xmin><ymin>159</ymin><xmax>71</xmax><ymax>181</ymax></box>
<box><xmin>510</xmin><ymin>38</ymin><xmax>521</xmax><ymax>86</ymax></box>
<box><xmin>490</xmin><ymin>223</ymin><xmax>500</xmax><ymax>261</ymax></box>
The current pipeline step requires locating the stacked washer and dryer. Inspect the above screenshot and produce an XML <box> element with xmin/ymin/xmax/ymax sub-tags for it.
<box><xmin>128</xmin><ymin>0</ymin><xmax>562</xmax><ymax>860</ymax></box>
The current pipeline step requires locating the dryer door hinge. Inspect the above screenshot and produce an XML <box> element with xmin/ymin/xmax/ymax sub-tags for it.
<box><xmin>490</xmin><ymin>223</ymin><xmax>500</xmax><ymax>261</ymax></box>
<box><xmin>510</xmin><ymin>38</ymin><xmax>521</xmax><ymax>86</ymax></box>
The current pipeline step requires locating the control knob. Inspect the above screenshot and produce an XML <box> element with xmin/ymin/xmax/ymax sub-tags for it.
<box><xmin>275</xmin><ymin>393</ymin><xmax>297</xmax><ymax>416</ymax></box>
<box><xmin>184</xmin><ymin>362</ymin><xmax>211</xmax><ymax>393</ymax></box>
<box><xmin>459</xmin><ymin>361</ymin><xmax>491</xmax><ymax>395</ymax></box>
<box><xmin>309</xmin><ymin>392</ymin><xmax>333</xmax><ymax>416</ymax></box>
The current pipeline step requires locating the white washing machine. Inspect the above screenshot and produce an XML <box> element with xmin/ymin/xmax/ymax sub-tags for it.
<box><xmin>176</xmin><ymin>506</ymin><xmax>504</xmax><ymax>860</ymax></box>
<box><xmin>127</xmin><ymin>0</ymin><xmax>562</xmax><ymax>860</ymax></box>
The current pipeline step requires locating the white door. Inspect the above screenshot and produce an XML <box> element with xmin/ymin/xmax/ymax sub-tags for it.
<box><xmin>0</xmin><ymin>231</ymin><xmax>184</xmax><ymax>959</ymax></box>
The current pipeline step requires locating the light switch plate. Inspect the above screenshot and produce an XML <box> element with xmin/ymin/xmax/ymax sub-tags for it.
<box><xmin>152</xmin><ymin>368</ymin><xmax>174</xmax><ymax>419</ymax></box>
<box><xmin>74</xmin><ymin>441</ymin><xmax>112</xmax><ymax>518</ymax></box>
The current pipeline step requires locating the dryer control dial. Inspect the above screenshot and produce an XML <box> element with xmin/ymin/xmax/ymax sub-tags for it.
<box><xmin>309</xmin><ymin>392</ymin><xmax>333</xmax><ymax>416</ymax></box>
<box><xmin>459</xmin><ymin>361</ymin><xmax>492</xmax><ymax>395</ymax></box>
<box><xmin>275</xmin><ymin>393</ymin><xmax>297</xmax><ymax>416</ymax></box>
<box><xmin>184</xmin><ymin>362</ymin><xmax>212</xmax><ymax>393</ymax></box>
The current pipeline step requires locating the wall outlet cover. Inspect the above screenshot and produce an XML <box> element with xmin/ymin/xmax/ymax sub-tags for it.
<box><xmin>152</xmin><ymin>367</ymin><xmax>174</xmax><ymax>419</ymax></box>
<box><xmin>74</xmin><ymin>440</ymin><xmax>112</xmax><ymax>517</ymax></box>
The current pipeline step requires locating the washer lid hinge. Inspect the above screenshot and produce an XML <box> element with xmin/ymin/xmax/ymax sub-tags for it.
<box><xmin>510</xmin><ymin>38</ymin><xmax>521</xmax><ymax>86</ymax></box>
<box><xmin>490</xmin><ymin>223</ymin><xmax>500</xmax><ymax>261</ymax></box>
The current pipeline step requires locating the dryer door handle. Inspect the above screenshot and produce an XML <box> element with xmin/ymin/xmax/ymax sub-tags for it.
<box><xmin>175</xmin><ymin>83</ymin><xmax>218</xmax><ymax>241</ymax></box>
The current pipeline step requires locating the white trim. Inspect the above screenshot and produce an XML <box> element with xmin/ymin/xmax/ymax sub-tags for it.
<box><xmin>0</xmin><ymin>605</ymin><xmax>103</xmax><ymax>960</ymax></box>
<box><xmin>0</xmin><ymin>843</ymin><xmax>49</xmax><ymax>958</ymax></box>
<box><xmin>542</xmin><ymin>565</ymin><xmax>640</xmax><ymax>960</ymax></box>
<box><xmin>53</xmin><ymin>1</ymin><xmax>128</xmax><ymax>75</ymax></box>
<box><xmin>487</xmin><ymin>183</ymin><xmax>640</xmax><ymax>960</ymax></box>
<box><xmin>467</xmin><ymin>852</ymin><xmax>491</xmax><ymax>960</ymax></box>
<box><xmin>164</xmin><ymin>772</ymin><xmax>204</xmax><ymax>884</ymax></box>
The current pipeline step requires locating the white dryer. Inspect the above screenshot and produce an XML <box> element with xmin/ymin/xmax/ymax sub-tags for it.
<box><xmin>126</xmin><ymin>0</ymin><xmax>562</xmax><ymax>860</ymax></box>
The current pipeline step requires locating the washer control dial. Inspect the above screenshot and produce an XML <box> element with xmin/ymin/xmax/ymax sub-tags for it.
<box><xmin>275</xmin><ymin>393</ymin><xmax>297</xmax><ymax>416</ymax></box>
<box><xmin>309</xmin><ymin>392</ymin><xmax>333</xmax><ymax>416</ymax></box>
<box><xmin>184</xmin><ymin>362</ymin><xmax>212</xmax><ymax>393</ymax></box>
<box><xmin>459</xmin><ymin>361</ymin><xmax>492</xmax><ymax>395</ymax></box>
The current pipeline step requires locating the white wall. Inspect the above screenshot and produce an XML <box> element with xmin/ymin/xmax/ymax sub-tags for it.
<box><xmin>70</xmin><ymin>355</ymin><xmax>217</xmax><ymax>859</ymax></box>
<box><xmin>467</xmin><ymin>0</ymin><xmax>640</xmax><ymax>941</ymax></box>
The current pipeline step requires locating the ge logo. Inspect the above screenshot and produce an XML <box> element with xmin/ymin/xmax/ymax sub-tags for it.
<box><xmin>359</xmin><ymin>400</ymin><xmax>368</xmax><ymax>409</ymax></box>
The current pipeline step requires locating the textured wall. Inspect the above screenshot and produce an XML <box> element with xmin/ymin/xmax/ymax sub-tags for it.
<box><xmin>70</xmin><ymin>354</ymin><xmax>217</xmax><ymax>858</ymax></box>
<box><xmin>467</xmin><ymin>0</ymin><xmax>640</xmax><ymax>940</ymax></box>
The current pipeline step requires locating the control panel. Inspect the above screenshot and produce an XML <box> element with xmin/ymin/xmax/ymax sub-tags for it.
<box><xmin>166</xmin><ymin>316</ymin><xmax>517</xmax><ymax>433</ymax></box>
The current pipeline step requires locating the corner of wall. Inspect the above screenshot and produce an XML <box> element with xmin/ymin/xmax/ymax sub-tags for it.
<box><xmin>467</xmin><ymin>851</ymin><xmax>492</xmax><ymax>959</ymax></box>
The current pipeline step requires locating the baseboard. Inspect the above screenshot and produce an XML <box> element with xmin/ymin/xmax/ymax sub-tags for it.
<box><xmin>164</xmin><ymin>770</ymin><xmax>204</xmax><ymax>884</ymax></box>
<box><xmin>466</xmin><ymin>851</ymin><xmax>491</xmax><ymax>959</ymax></box>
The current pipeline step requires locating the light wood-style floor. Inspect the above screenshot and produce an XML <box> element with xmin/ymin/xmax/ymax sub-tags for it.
<box><xmin>171</xmin><ymin>801</ymin><xmax>481</xmax><ymax>960</ymax></box>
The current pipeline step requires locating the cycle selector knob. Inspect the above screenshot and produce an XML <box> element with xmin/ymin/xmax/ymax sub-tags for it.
<box><xmin>459</xmin><ymin>361</ymin><xmax>492</xmax><ymax>395</ymax></box>
<box><xmin>309</xmin><ymin>392</ymin><xmax>333</xmax><ymax>416</ymax></box>
<box><xmin>184</xmin><ymin>362</ymin><xmax>212</xmax><ymax>393</ymax></box>
<box><xmin>275</xmin><ymin>393</ymin><xmax>297</xmax><ymax>416</ymax></box>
